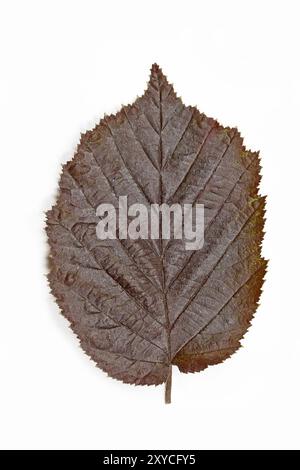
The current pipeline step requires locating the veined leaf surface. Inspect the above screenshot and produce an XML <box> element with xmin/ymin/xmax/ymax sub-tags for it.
<box><xmin>46</xmin><ymin>64</ymin><xmax>266</xmax><ymax>403</ymax></box>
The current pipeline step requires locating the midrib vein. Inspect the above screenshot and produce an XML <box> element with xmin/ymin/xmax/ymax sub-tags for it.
<box><xmin>156</xmin><ymin>75</ymin><xmax>172</xmax><ymax>367</ymax></box>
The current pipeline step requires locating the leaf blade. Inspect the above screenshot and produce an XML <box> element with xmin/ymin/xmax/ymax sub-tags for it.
<box><xmin>46</xmin><ymin>64</ymin><xmax>267</xmax><ymax>401</ymax></box>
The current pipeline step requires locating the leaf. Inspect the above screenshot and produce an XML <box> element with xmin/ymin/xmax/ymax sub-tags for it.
<box><xmin>46</xmin><ymin>64</ymin><xmax>267</xmax><ymax>403</ymax></box>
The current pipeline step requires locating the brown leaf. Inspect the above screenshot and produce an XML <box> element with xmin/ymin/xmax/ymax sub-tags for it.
<box><xmin>46</xmin><ymin>64</ymin><xmax>267</xmax><ymax>403</ymax></box>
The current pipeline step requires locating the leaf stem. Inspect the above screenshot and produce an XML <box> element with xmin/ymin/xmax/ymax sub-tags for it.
<box><xmin>165</xmin><ymin>365</ymin><xmax>172</xmax><ymax>404</ymax></box>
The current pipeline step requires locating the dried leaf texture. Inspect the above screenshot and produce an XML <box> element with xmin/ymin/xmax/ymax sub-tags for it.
<box><xmin>46</xmin><ymin>64</ymin><xmax>266</xmax><ymax>403</ymax></box>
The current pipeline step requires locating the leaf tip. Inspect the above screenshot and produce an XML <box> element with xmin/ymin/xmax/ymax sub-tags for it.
<box><xmin>150</xmin><ymin>63</ymin><xmax>167</xmax><ymax>82</ymax></box>
<box><xmin>151</xmin><ymin>62</ymin><xmax>161</xmax><ymax>73</ymax></box>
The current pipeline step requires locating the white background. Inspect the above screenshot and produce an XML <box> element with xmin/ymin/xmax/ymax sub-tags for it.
<box><xmin>0</xmin><ymin>0</ymin><xmax>299</xmax><ymax>450</ymax></box>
